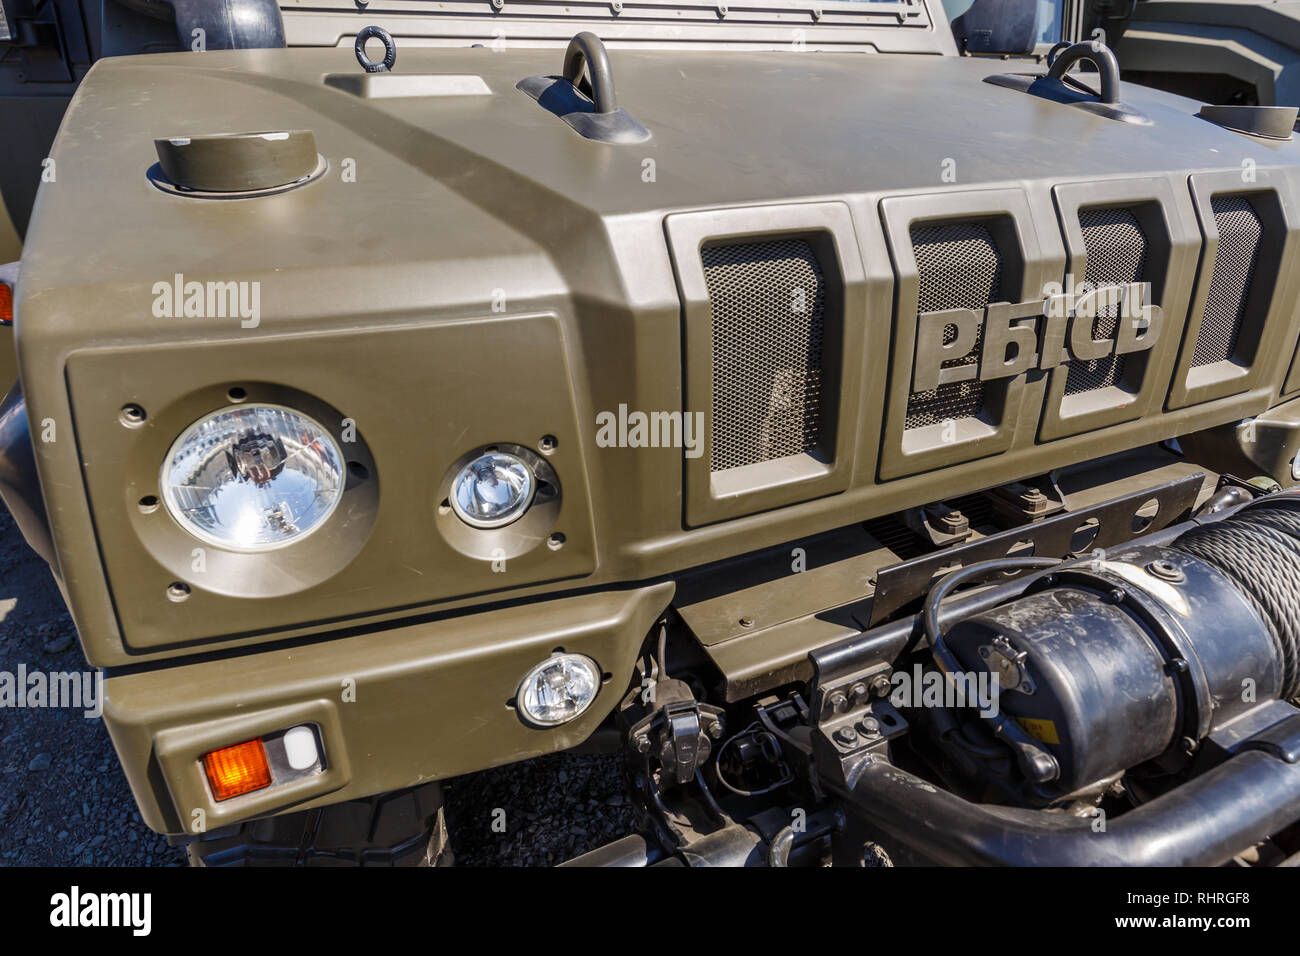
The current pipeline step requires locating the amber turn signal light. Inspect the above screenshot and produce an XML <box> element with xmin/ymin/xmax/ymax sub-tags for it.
<box><xmin>203</xmin><ymin>738</ymin><xmax>272</xmax><ymax>801</ymax></box>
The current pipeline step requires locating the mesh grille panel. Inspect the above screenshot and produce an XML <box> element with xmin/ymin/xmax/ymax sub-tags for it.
<box><xmin>1065</xmin><ymin>207</ymin><xmax>1147</xmax><ymax>396</ymax></box>
<box><xmin>905</xmin><ymin>222</ymin><xmax>1001</xmax><ymax>429</ymax></box>
<box><xmin>1192</xmin><ymin>195</ymin><xmax>1263</xmax><ymax>367</ymax></box>
<box><xmin>704</xmin><ymin>239</ymin><xmax>825</xmax><ymax>472</ymax></box>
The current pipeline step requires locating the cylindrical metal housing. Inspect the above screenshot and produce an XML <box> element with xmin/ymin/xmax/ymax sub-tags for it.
<box><xmin>946</xmin><ymin>546</ymin><xmax>1281</xmax><ymax>792</ymax></box>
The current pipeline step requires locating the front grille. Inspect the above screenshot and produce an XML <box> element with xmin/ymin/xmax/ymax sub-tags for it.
<box><xmin>1191</xmin><ymin>195</ymin><xmax>1263</xmax><ymax>367</ymax></box>
<box><xmin>905</xmin><ymin>222</ymin><xmax>1002</xmax><ymax>429</ymax></box>
<box><xmin>704</xmin><ymin>239</ymin><xmax>826</xmax><ymax>472</ymax></box>
<box><xmin>1065</xmin><ymin>207</ymin><xmax>1147</xmax><ymax>395</ymax></box>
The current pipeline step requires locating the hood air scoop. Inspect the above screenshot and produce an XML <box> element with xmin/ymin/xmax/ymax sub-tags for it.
<box><xmin>150</xmin><ymin>130</ymin><xmax>326</xmax><ymax>199</ymax></box>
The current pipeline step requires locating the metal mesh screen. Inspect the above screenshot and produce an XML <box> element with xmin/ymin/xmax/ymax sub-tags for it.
<box><xmin>704</xmin><ymin>239</ymin><xmax>825</xmax><ymax>473</ymax></box>
<box><xmin>1191</xmin><ymin>195</ymin><xmax>1263</xmax><ymax>368</ymax></box>
<box><xmin>905</xmin><ymin>222</ymin><xmax>1001</xmax><ymax>429</ymax></box>
<box><xmin>1065</xmin><ymin>207</ymin><xmax>1148</xmax><ymax>396</ymax></box>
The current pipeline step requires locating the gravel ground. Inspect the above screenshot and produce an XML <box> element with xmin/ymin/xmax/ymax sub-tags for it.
<box><xmin>0</xmin><ymin>507</ymin><xmax>626</xmax><ymax>867</ymax></box>
<box><xmin>445</xmin><ymin>752</ymin><xmax>635</xmax><ymax>866</ymax></box>
<box><xmin>0</xmin><ymin>507</ymin><xmax>180</xmax><ymax>866</ymax></box>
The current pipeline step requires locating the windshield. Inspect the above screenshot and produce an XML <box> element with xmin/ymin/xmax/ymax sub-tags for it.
<box><xmin>940</xmin><ymin>0</ymin><xmax>1064</xmax><ymax>44</ymax></box>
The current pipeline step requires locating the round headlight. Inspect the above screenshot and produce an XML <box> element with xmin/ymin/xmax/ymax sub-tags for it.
<box><xmin>517</xmin><ymin>653</ymin><xmax>601</xmax><ymax>727</ymax></box>
<box><xmin>160</xmin><ymin>404</ymin><xmax>345</xmax><ymax>552</ymax></box>
<box><xmin>450</xmin><ymin>451</ymin><xmax>535</xmax><ymax>528</ymax></box>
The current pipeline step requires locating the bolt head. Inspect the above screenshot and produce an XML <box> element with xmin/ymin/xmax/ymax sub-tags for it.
<box><xmin>828</xmin><ymin>690</ymin><xmax>849</xmax><ymax>714</ymax></box>
<box><xmin>869</xmin><ymin>674</ymin><xmax>891</xmax><ymax>697</ymax></box>
<box><xmin>834</xmin><ymin>727</ymin><xmax>859</xmax><ymax>747</ymax></box>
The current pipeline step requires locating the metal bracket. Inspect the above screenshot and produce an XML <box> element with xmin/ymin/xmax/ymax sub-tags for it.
<box><xmin>980</xmin><ymin>635</ymin><xmax>1035</xmax><ymax>696</ymax></box>
<box><xmin>868</xmin><ymin>473</ymin><xmax>1204</xmax><ymax>625</ymax></box>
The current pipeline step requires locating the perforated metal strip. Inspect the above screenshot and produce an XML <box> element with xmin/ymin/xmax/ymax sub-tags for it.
<box><xmin>1192</xmin><ymin>195</ymin><xmax>1263</xmax><ymax>368</ymax></box>
<box><xmin>1065</xmin><ymin>206</ymin><xmax>1147</xmax><ymax>396</ymax></box>
<box><xmin>905</xmin><ymin>222</ymin><xmax>1001</xmax><ymax>429</ymax></box>
<box><xmin>704</xmin><ymin>239</ymin><xmax>825</xmax><ymax>473</ymax></box>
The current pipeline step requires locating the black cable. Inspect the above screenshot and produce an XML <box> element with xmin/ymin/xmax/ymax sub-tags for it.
<box><xmin>1173</xmin><ymin>498</ymin><xmax>1300</xmax><ymax>700</ymax></box>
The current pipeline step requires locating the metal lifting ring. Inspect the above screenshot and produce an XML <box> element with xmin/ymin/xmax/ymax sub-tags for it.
<box><xmin>563</xmin><ymin>31</ymin><xmax>618</xmax><ymax>114</ymax></box>
<box><xmin>355</xmin><ymin>25</ymin><xmax>397</xmax><ymax>74</ymax></box>
<box><xmin>1047</xmin><ymin>41</ymin><xmax>1121</xmax><ymax>105</ymax></box>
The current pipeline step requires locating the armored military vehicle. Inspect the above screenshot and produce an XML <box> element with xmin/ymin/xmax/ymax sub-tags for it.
<box><xmin>4</xmin><ymin>0</ymin><xmax>1300</xmax><ymax>866</ymax></box>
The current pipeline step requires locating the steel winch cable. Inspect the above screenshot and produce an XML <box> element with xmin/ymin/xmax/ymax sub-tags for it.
<box><xmin>1173</xmin><ymin>497</ymin><xmax>1300</xmax><ymax>700</ymax></box>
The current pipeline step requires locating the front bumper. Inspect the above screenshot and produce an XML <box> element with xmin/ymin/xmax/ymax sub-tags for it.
<box><xmin>103</xmin><ymin>582</ymin><xmax>671</xmax><ymax>834</ymax></box>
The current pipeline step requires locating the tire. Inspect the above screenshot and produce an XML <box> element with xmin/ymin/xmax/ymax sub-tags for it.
<box><xmin>177</xmin><ymin>782</ymin><xmax>453</xmax><ymax>867</ymax></box>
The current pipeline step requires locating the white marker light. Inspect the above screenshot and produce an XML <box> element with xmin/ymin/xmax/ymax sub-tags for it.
<box><xmin>282</xmin><ymin>725</ymin><xmax>319</xmax><ymax>770</ymax></box>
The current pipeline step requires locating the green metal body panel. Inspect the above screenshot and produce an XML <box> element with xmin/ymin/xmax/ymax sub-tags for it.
<box><xmin>12</xmin><ymin>10</ymin><xmax>1300</xmax><ymax>833</ymax></box>
<box><xmin>1114</xmin><ymin>0</ymin><xmax>1300</xmax><ymax>104</ymax></box>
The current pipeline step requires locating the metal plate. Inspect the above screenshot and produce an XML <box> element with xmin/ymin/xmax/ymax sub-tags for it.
<box><xmin>867</xmin><ymin>473</ymin><xmax>1205</xmax><ymax>625</ymax></box>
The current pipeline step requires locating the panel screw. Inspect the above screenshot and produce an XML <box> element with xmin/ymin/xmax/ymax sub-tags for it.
<box><xmin>491</xmin><ymin>0</ymin><xmax>504</xmax><ymax>9</ymax></box>
<box><xmin>119</xmin><ymin>404</ymin><xmax>147</xmax><ymax>427</ymax></box>
<box><xmin>1146</xmin><ymin>559</ymin><xmax>1185</xmax><ymax>583</ymax></box>
<box><xmin>612</xmin><ymin>0</ymin><xmax>623</xmax><ymax>11</ymax></box>
<box><xmin>717</xmin><ymin>4</ymin><xmax>727</xmax><ymax>15</ymax></box>
<box><xmin>834</xmin><ymin>727</ymin><xmax>859</xmax><ymax>747</ymax></box>
<box><xmin>166</xmin><ymin>582</ymin><xmax>190</xmax><ymax>603</ymax></box>
<box><xmin>739</xmin><ymin>616</ymin><xmax>754</xmax><ymax>628</ymax></box>
<box><xmin>812</xmin><ymin>7</ymin><xmax>822</xmax><ymax>19</ymax></box>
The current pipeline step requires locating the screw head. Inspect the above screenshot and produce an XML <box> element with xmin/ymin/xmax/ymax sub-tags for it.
<box><xmin>827</xmin><ymin>690</ymin><xmax>849</xmax><ymax>714</ymax></box>
<box><xmin>834</xmin><ymin>726</ymin><xmax>859</xmax><ymax>747</ymax></box>
<box><xmin>869</xmin><ymin>674</ymin><xmax>891</xmax><ymax>698</ymax></box>
<box><xmin>860</xmin><ymin>716</ymin><xmax>880</xmax><ymax>736</ymax></box>
<box><xmin>1146</xmin><ymin>559</ymin><xmax>1185</xmax><ymax>583</ymax></box>
<box><xmin>739</xmin><ymin>616</ymin><xmax>754</xmax><ymax>628</ymax></box>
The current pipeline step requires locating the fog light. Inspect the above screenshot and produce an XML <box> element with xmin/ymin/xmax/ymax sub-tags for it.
<box><xmin>516</xmin><ymin>653</ymin><xmax>600</xmax><ymax>727</ymax></box>
<box><xmin>451</xmin><ymin>451</ymin><xmax>535</xmax><ymax>528</ymax></box>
